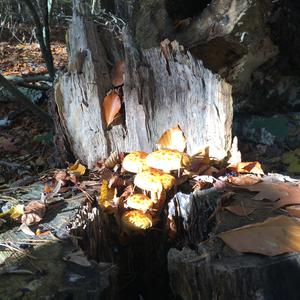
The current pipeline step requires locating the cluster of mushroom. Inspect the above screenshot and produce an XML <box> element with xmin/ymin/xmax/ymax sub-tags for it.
<box><xmin>121</xmin><ymin>149</ymin><xmax>191</xmax><ymax>231</ymax></box>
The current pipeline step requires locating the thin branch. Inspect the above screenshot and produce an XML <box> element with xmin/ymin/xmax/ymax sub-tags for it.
<box><xmin>22</xmin><ymin>0</ymin><xmax>55</xmax><ymax>81</ymax></box>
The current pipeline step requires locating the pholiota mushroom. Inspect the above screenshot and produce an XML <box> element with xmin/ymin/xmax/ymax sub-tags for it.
<box><xmin>122</xmin><ymin>151</ymin><xmax>148</xmax><ymax>173</ymax></box>
<box><xmin>134</xmin><ymin>169</ymin><xmax>175</xmax><ymax>203</ymax></box>
<box><xmin>125</xmin><ymin>194</ymin><xmax>153</xmax><ymax>212</ymax></box>
<box><xmin>134</xmin><ymin>169</ymin><xmax>175</xmax><ymax>193</ymax></box>
<box><xmin>146</xmin><ymin>149</ymin><xmax>191</xmax><ymax>173</ymax></box>
<box><xmin>121</xmin><ymin>210</ymin><xmax>153</xmax><ymax>230</ymax></box>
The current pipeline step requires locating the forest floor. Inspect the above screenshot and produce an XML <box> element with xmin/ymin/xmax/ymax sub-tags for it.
<box><xmin>1</xmin><ymin>41</ymin><xmax>300</xmax><ymax>299</ymax></box>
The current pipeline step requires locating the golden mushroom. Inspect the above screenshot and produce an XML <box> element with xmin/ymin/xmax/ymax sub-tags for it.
<box><xmin>121</xmin><ymin>210</ymin><xmax>153</xmax><ymax>231</ymax></box>
<box><xmin>146</xmin><ymin>149</ymin><xmax>191</xmax><ymax>173</ymax></box>
<box><xmin>122</xmin><ymin>151</ymin><xmax>148</xmax><ymax>173</ymax></box>
<box><xmin>125</xmin><ymin>194</ymin><xmax>153</xmax><ymax>212</ymax></box>
<box><xmin>134</xmin><ymin>169</ymin><xmax>175</xmax><ymax>203</ymax></box>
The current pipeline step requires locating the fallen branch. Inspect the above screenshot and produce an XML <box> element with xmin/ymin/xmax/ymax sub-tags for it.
<box><xmin>0</xmin><ymin>73</ymin><xmax>53</xmax><ymax>126</ymax></box>
<box><xmin>15</xmin><ymin>81</ymin><xmax>49</xmax><ymax>91</ymax></box>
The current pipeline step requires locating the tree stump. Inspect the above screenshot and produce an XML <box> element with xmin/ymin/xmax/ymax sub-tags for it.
<box><xmin>55</xmin><ymin>0</ymin><xmax>233</xmax><ymax>168</ymax></box>
<box><xmin>168</xmin><ymin>187</ymin><xmax>300</xmax><ymax>300</ymax></box>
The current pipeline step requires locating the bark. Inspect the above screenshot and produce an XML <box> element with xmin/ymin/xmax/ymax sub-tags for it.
<box><xmin>23</xmin><ymin>0</ymin><xmax>55</xmax><ymax>81</ymax></box>
<box><xmin>55</xmin><ymin>0</ymin><xmax>233</xmax><ymax>168</ymax></box>
<box><xmin>168</xmin><ymin>186</ymin><xmax>300</xmax><ymax>300</ymax></box>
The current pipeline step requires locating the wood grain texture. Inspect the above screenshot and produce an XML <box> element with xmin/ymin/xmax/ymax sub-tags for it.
<box><xmin>56</xmin><ymin>0</ymin><xmax>233</xmax><ymax>168</ymax></box>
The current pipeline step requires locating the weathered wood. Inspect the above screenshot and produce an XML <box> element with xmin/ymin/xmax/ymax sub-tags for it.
<box><xmin>167</xmin><ymin>185</ymin><xmax>300</xmax><ymax>300</ymax></box>
<box><xmin>56</xmin><ymin>0</ymin><xmax>233</xmax><ymax>168</ymax></box>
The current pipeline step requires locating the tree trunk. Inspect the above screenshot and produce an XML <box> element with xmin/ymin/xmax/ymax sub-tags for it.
<box><xmin>55</xmin><ymin>0</ymin><xmax>233</xmax><ymax>168</ymax></box>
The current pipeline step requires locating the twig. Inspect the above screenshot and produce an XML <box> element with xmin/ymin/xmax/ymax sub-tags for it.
<box><xmin>0</xmin><ymin>242</ymin><xmax>36</xmax><ymax>259</ymax></box>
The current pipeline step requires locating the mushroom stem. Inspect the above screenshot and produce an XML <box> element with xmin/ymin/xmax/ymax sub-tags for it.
<box><xmin>150</xmin><ymin>191</ymin><xmax>158</xmax><ymax>203</ymax></box>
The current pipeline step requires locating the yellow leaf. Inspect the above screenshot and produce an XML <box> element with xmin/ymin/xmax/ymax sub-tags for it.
<box><xmin>99</xmin><ymin>179</ymin><xmax>115</xmax><ymax>208</ymax></box>
<box><xmin>68</xmin><ymin>160</ymin><xmax>86</xmax><ymax>175</ymax></box>
<box><xmin>0</xmin><ymin>204</ymin><xmax>24</xmax><ymax>219</ymax></box>
<box><xmin>10</xmin><ymin>204</ymin><xmax>25</xmax><ymax>219</ymax></box>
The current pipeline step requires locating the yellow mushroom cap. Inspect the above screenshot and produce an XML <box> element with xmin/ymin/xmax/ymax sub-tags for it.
<box><xmin>134</xmin><ymin>169</ymin><xmax>175</xmax><ymax>192</ymax></box>
<box><xmin>122</xmin><ymin>151</ymin><xmax>148</xmax><ymax>173</ymax></box>
<box><xmin>122</xmin><ymin>210</ymin><xmax>153</xmax><ymax>230</ymax></box>
<box><xmin>126</xmin><ymin>194</ymin><xmax>153</xmax><ymax>211</ymax></box>
<box><xmin>146</xmin><ymin>149</ymin><xmax>191</xmax><ymax>172</ymax></box>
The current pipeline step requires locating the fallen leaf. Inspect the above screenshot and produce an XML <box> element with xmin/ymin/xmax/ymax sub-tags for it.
<box><xmin>156</xmin><ymin>125</ymin><xmax>187</xmax><ymax>152</ymax></box>
<box><xmin>54</xmin><ymin>170</ymin><xmax>68</xmax><ymax>182</ymax></box>
<box><xmin>68</xmin><ymin>160</ymin><xmax>86</xmax><ymax>175</ymax></box>
<box><xmin>99</xmin><ymin>179</ymin><xmax>116</xmax><ymax>208</ymax></box>
<box><xmin>227</xmin><ymin>176</ymin><xmax>262</xmax><ymax>186</ymax></box>
<box><xmin>273</xmin><ymin>184</ymin><xmax>300</xmax><ymax>209</ymax></box>
<box><xmin>104</xmin><ymin>151</ymin><xmax>124</xmax><ymax>169</ymax></box>
<box><xmin>243</xmin><ymin>182</ymin><xmax>288</xmax><ymax>201</ymax></box>
<box><xmin>0</xmin><ymin>137</ymin><xmax>19</xmax><ymax>152</ymax></box>
<box><xmin>219</xmin><ymin>215</ymin><xmax>300</xmax><ymax>256</ymax></box>
<box><xmin>110</xmin><ymin>60</ymin><xmax>125</xmax><ymax>86</ymax></box>
<box><xmin>35</xmin><ymin>229</ymin><xmax>51</xmax><ymax>236</ymax></box>
<box><xmin>18</xmin><ymin>223</ymin><xmax>35</xmax><ymax>236</ymax></box>
<box><xmin>286</xmin><ymin>205</ymin><xmax>300</xmax><ymax>218</ymax></box>
<box><xmin>21</xmin><ymin>201</ymin><xmax>46</xmax><ymax>225</ymax></box>
<box><xmin>103</xmin><ymin>90</ymin><xmax>122</xmax><ymax>127</ymax></box>
<box><xmin>224</xmin><ymin>204</ymin><xmax>255</xmax><ymax>217</ymax></box>
<box><xmin>44</xmin><ymin>184</ymin><xmax>52</xmax><ymax>193</ymax></box>
<box><xmin>10</xmin><ymin>204</ymin><xmax>25</xmax><ymax>219</ymax></box>
<box><xmin>63</xmin><ymin>249</ymin><xmax>91</xmax><ymax>267</ymax></box>
<box><xmin>236</xmin><ymin>161</ymin><xmax>264</xmax><ymax>175</ymax></box>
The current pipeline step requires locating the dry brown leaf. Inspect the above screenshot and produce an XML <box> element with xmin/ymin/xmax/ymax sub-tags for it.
<box><xmin>236</xmin><ymin>161</ymin><xmax>264</xmax><ymax>175</ymax></box>
<box><xmin>219</xmin><ymin>215</ymin><xmax>300</xmax><ymax>256</ymax></box>
<box><xmin>103</xmin><ymin>90</ymin><xmax>122</xmax><ymax>127</ymax></box>
<box><xmin>111</xmin><ymin>60</ymin><xmax>125</xmax><ymax>87</ymax></box>
<box><xmin>54</xmin><ymin>170</ymin><xmax>68</xmax><ymax>182</ymax></box>
<box><xmin>273</xmin><ymin>184</ymin><xmax>300</xmax><ymax>209</ymax></box>
<box><xmin>224</xmin><ymin>204</ymin><xmax>255</xmax><ymax>217</ymax></box>
<box><xmin>104</xmin><ymin>151</ymin><xmax>124</xmax><ymax>169</ymax></box>
<box><xmin>228</xmin><ymin>176</ymin><xmax>262</xmax><ymax>186</ymax></box>
<box><xmin>21</xmin><ymin>201</ymin><xmax>46</xmax><ymax>225</ymax></box>
<box><xmin>286</xmin><ymin>205</ymin><xmax>300</xmax><ymax>218</ymax></box>
<box><xmin>244</xmin><ymin>182</ymin><xmax>288</xmax><ymax>201</ymax></box>
<box><xmin>156</xmin><ymin>125</ymin><xmax>187</xmax><ymax>152</ymax></box>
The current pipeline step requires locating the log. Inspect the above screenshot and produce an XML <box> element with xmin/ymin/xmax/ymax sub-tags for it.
<box><xmin>55</xmin><ymin>0</ymin><xmax>233</xmax><ymax>168</ymax></box>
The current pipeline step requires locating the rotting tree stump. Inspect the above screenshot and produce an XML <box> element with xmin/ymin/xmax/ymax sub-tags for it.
<box><xmin>54</xmin><ymin>0</ymin><xmax>233</xmax><ymax>168</ymax></box>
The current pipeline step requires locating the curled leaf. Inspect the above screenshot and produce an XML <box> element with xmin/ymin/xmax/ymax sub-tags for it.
<box><xmin>236</xmin><ymin>161</ymin><xmax>264</xmax><ymax>175</ymax></box>
<box><xmin>99</xmin><ymin>179</ymin><xmax>116</xmax><ymax>208</ymax></box>
<box><xmin>156</xmin><ymin>125</ymin><xmax>187</xmax><ymax>152</ymax></box>
<box><xmin>103</xmin><ymin>90</ymin><xmax>122</xmax><ymax>127</ymax></box>
<box><xmin>68</xmin><ymin>160</ymin><xmax>86</xmax><ymax>175</ymax></box>
<box><xmin>21</xmin><ymin>201</ymin><xmax>46</xmax><ymax>225</ymax></box>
